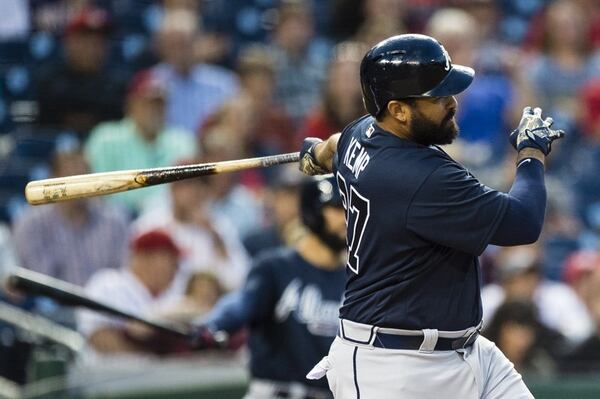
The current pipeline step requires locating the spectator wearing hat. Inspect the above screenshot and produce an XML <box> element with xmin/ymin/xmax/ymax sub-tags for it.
<box><xmin>481</xmin><ymin>245</ymin><xmax>593</xmax><ymax>344</ymax></box>
<box><xmin>13</xmin><ymin>136</ymin><xmax>129</xmax><ymax>287</ymax></box>
<box><xmin>35</xmin><ymin>7</ymin><xmax>127</xmax><ymax>136</ymax></box>
<box><xmin>563</xmin><ymin>250</ymin><xmax>600</xmax><ymax>303</ymax></box>
<box><xmin>77</xmin><ymin>229</ymin><xmax>182</xmax><ymax>355</ymax></box>
<box><xmin>132</xmin><ymin>160</ymin><xmax>249</xmax><ymax>293</ymax></box>
<box><xmin>85</xmin><ymin>69</ymin><xmax>197</xmax><ymax>214</ymax></box>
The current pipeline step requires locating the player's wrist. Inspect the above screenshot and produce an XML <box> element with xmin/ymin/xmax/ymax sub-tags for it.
<box><xmin>516</xmin><ymin>148</ymin><xmax>545</xmax><ymax>166</ymax></box>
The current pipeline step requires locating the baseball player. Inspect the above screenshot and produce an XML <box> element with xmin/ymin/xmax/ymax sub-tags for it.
<box><xmin>299</xmin><ymin>34</ymin><xmax>565</xmax><ymax>398</ymax></box>
<box><xmin>195</xmin><ymin>176</ymin><xmax>346</xmax><ymax>399</ymax></box>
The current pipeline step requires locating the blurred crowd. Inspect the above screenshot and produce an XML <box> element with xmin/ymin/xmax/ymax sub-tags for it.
<box><xmin>1</xmin><ymin>0</ymin><xmax>600</xmax><ymax>388</ymax></box>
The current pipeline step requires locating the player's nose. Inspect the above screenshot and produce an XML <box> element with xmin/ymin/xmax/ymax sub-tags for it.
<box><xmin>446</xmin><ymin>96</ymin><xmax>457</xmax><ymax>114</ymax></box>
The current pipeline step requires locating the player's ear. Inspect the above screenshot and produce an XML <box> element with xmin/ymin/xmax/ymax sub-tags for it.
<box><xmin>387</xmin><ymin>100</ymin><xmax>410</xmax><ymax>124</ymax></box>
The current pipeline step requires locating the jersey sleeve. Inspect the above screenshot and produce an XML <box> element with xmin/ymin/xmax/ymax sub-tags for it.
<box><xmin>333</xmin><ymin>115</ymin><xmax>370</xmax><ymax>174</ymax></box>
<box><xmin>406</xmin><ymin>162</ymin><xmax>508</xmax><ymax>255</ymax></box>
<box><xmin>204</xmin><ymin>257</ymin><xmax>277</xmax><ymax>333</ymax></box>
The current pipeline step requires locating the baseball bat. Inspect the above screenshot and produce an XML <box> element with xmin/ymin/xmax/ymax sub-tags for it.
<box><xmin>7</xmin><ymin>268</ymin><xmax>190</xmax><ymax>338</ymax></box>
<box><xmin>0</xmin><ymin>301</ymin><xmax>85</xmax><ymax>352</ymax></box>
<box><xmin>25</xmin><ymin>152</ymin><xmax>300</xmax><ymax>205</ymax></box>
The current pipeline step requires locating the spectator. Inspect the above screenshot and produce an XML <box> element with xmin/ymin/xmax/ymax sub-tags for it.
<box><xmin>85</xmin><ymin>69</ymin><xmax>196</xmax><ymax>214</ymax></box>
<box><xmin>152</xmin><ymin>9</ymin><xmax>239</xmax><ymax>133</ymax></box>
<box><xmin>35</xmin><ymin>7</ymin><xmax>127</xmax><ymax>136</ymax></box>
<box><xmin>481</xmin><ymin>245</ymin><xmax>593</xmax><ymax>344</ymax></box>
<box><xmin>157</xmin><ymin>271</ymin><xmax>225</xmax><ymax>324</ymax></box>
<box><xmin>270</xmin><ymin>1</ymin><xmax>330</xmax><ymax>125</ymax></box>
<box><xmin>13</xmin><ymin>137</ymin><xmax>128</xmax><ymax>287</ymax></box>
<box><xmin>484</xmin><ymin>300</ymin><xmax>564</xmax><ymax>377</ymax></box>
<box><xmin>426</xmin><ymin>8</ymin><xmax>515</xmax><ymax>162</ymax></box>
<box><xmin>243</xmin><ymin>166</ymin><xmax>305</xmax><ymax>258</ymax></box>
<box><xmin>133</xmin><ymin>166</ymin><xmax>249</xmax><ymax>293</ymax></box>
<box><xmin>77</xmin><ymin>229</ymin><xmax>182</xmax><ymax>356</ymax></box>
<box><xmin>526</xmin><ymin>0</ymin><xmax>600</xmax><ymax>130</ymax></box>
<box><xmin>195</xmin><ymin>140</ymin><xmax>264</xmax><ymax>239</ymax></box>
<box><xmin>563</xmin><ymin>250</ymin><xmax>600</xmax><ymax>304</ymax></box>
<box><xmin>353</xmin><ymin>0</ymin><xmax>407</xmax><ymax>47</ymax></box>
<box><xmin>235</xmin><ymin>45</ymin><xmax>295</xmax><ymax>156</ymax></box>
<box><xmin>199</xmin><ymin>45</ymin><xmax>296</xmax><ymax>160</ymax></box>
<box><xmin>561</xmin><ymin>268</ymin><xmax>600</xmax><ymax>374</ymax></box>
<box><xmin>300</xmin><ymin>41</ymin><xmax>367</xmax><ymax>141</ymax></box>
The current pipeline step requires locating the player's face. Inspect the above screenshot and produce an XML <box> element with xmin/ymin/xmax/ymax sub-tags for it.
<box><xmin>408</xmin><ymin>96</ymin><xmax>458</xmax><ymax>146</ymax></box>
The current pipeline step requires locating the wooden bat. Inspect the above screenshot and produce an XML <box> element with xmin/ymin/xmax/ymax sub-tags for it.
<box><xmin>25</xmin><ymin>152</ymin><xmax>300</xmax><ymax>205</ymax></box>
<box><xmin>7</xmin><ymin>267</ymin><xmax>190</xmax><ymax>338</ymax></box>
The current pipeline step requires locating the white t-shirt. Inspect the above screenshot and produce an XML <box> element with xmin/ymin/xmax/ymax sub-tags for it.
<box><xmin>132</xmin><ymin>206</ymin><xmax>250</xmax><ymax>294</ymax></box>
<box><xmin>481</xmin><ymin>280</ymin><xmax>594</xmax><ymax>343</ymax></box>
<box><xmin>77</xmin><ymin>268</ymin><xmax>171</xmax><ymax>338</ymax></box>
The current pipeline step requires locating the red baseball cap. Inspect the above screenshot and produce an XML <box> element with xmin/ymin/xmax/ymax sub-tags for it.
<box><xmin>65</xmin><ymin>8</ymin><xmax>112</xmax><ymax>37</ymax></box>
<box><xmin>126</xmin><ymin>70</ymin><xmax>167</xmax><ymax>100</ymax></box>
<box><xmin>563</xmin><ymin>250</ymin><xmax>600</xmax><ymax>285</ymax></box>
<box><xmin>130</xmin><ymin>229</ymin><xmax>181</xmax><ymax>258</ymax></box>
<box><xmin>582</xmin><ymin>78</ymin><xmax>600</xmax><ymax>136</ymax></box>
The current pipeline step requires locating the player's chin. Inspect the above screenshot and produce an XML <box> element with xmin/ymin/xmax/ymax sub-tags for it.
<box><xmin>437</xmin><ymin>123</ymin><xmax>459</xmax><ymax>145</ymax></box>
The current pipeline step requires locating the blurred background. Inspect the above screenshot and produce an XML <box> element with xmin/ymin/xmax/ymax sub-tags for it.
<box><xmin>0</xmin><ymin>0</ymin><xmax>600</xmax><ymax>398</ymax></box>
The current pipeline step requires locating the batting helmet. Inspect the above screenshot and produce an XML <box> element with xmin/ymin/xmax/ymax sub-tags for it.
<box><xmin>300</xmin><ymin>175</ymin><xmax>345</xmax><ymax>250</ymax></box>
<box><xmin>360</xmin><ymin>34</ymin><xmax>475</xmax><ymax>117</ymax></box>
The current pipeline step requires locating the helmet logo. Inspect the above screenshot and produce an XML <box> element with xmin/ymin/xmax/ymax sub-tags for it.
<box><xmin>318</xmin><ymin>179</ymin><xmax>334</xmax><ymax>203</ymax></box>
<box><xmin>440</xmin><ymin>44</ymin><xmax>451</xmax><ymax>71</ymax></box>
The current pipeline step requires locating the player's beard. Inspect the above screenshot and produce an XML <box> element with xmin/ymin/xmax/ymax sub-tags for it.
<box><xmin>409</xmin><ymin>108</ymin><xmax>458</xmax><ymax>146</ymax></box>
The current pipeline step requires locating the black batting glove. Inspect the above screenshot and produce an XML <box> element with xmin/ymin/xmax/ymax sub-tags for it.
<box><xmin>509</xmin><ymin>106</ymin><xmax>565</xmax><ymax>156</ymax></box>
<box><xmin>189</xmin><ymin>325</ymin><xmax>229</xmax><ymax>350</ymax></box>
<box><xmin>299</xmin><ymin>137</ymin><xmax>329</xmax><ymax>176</ymax></box>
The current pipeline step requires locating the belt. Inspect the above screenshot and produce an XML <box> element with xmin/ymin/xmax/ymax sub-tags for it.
<box><xmin>249</xmin><ymin>380</ymin><xmax>332</xmax><ymax>399</ymax></box>
<box><xmin>272</xmin><ymin>388</ymin><xmax>331</xmax><ymax>399</ymax></box>
<box><xmin>370</xmin><ymin>329</ymin><xmax>479</xmax><ymax>350</ymax></box>
<box><xmin>338</xmin><ymin>319</ymin><xmax>480</xmax><ymax>351</ymax></box>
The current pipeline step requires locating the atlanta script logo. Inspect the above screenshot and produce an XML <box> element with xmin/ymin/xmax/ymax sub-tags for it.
<box><xmin>275</xmin><ymin>279</ymin><xmax>341</xmax><ymax>336</ymax></box>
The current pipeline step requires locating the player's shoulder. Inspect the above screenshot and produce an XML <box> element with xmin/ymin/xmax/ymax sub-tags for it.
<box><xmin>341</xmin><ymin>114</ymin><xmax>373</xmax><ymax>136</ymax></box>
<box><xmin>337</xmin><ymin>114</ymin><xmax>374</xmax><ymax>151</ymax></box>
<box><xmin>251</xmin><ymin>247</ymin><xmax>297</xmax><ymax>272</ymax></box>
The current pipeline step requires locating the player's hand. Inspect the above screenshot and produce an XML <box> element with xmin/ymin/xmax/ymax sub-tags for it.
<box><xmin>509</xmin><ymin>107</ymin><xmax>565</xmax><ymax>156</ymax></box>
<box><xmin>299</xmin><ymin>138</ymin><xmax>329</xmax><ymax>176</ymax></box>
<box><xmin>189</xmin><ymin>325</ymin><xmax>229</xmax><ymax>350</ymax></box>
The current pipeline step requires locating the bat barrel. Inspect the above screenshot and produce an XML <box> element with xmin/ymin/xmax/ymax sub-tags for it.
<box><xmin>25</xmin><ymin>170</ymin><xmax>144</xmax><ymax>205</ymax></box>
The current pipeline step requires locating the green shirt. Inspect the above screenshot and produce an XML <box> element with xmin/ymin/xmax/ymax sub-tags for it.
<box><xmin>85</xmin><ymin>118</ymin><xmax>196</xmax><ymax>212</ymax></box>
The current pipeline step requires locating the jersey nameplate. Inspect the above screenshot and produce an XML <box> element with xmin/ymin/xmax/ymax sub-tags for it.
<box><xmin>343</xmin><ymin>137</ymin><xmax>370</xmax><ymax>178</ymax></box>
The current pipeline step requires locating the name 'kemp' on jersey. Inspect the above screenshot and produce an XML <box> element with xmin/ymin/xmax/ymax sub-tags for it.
<box><xmin>342</xmin><ymin>130</ymin><xmax>372</xmax><ymax>179</ymax></box>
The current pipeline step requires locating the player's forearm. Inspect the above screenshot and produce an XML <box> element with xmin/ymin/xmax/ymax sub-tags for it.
<box><xmin>204</xmin><ymin>291</ymin><xmax>254</xmax><ymax>333</ymax></box>
<box><xmin>490</xmin><ymin>158</ymin><xmax>546</xmax><ymax>245</ymax></box>
<box><xmin>313</xmin><ymin>133</ymin><xmax>341</xmax><ymax>172</ymax></box>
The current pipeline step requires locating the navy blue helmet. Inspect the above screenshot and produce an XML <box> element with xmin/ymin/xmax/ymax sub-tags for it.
<box><xmin>360</xmin><ymin>34</ymin><xmax>475</xmax><ymax>117</ymax></box>
<box><xmin>300</xmin><ymin>175</ymin><xmax>344</xmax><ymax>250</ymax></box>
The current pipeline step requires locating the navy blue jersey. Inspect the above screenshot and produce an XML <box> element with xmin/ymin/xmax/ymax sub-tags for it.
<box><xmin>206</xmin><ymin>247</ymin><xmax>345</xmax><ymax>389</ymax></box>
<box><xmin>333</xmin><ymin>115</ymin><xmax>509</xmax><ymax>331</ymax></box>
